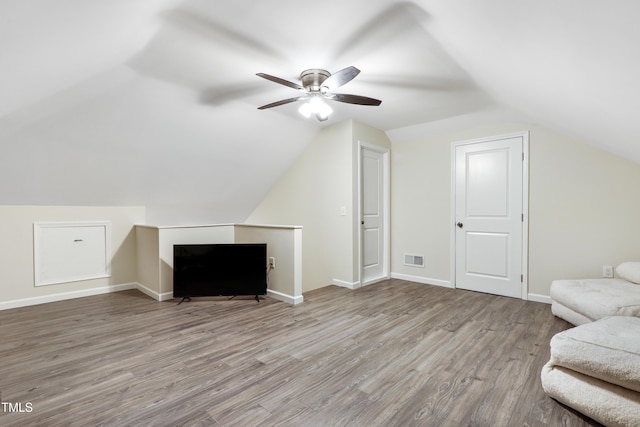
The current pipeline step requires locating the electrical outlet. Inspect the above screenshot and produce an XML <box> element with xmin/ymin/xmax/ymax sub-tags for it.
<box><xmin>269</xmin><ymin>257</ymin><xmax>275</xmax><ymax>269</ymax></box>
<box><xmin>602</xmin><ymin>265</ymin><xmax>614</xmax><ymax>278</ymax></box>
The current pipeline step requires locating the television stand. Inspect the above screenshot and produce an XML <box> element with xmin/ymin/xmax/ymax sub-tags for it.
<box><xmin>177</xmin><ymin>296</ymin><xmax>192</xmax><ymax>305</ymax></box>
<box><xmin>228</xmin><ymin>295</ymin><xmax>262</xmax><ymax>303</ymax></box>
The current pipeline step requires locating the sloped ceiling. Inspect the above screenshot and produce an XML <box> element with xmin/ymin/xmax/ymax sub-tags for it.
<box><xmin>1</xmin><ymin>0</ymin><xmax>638</xmax><ymax>224</ymax></box>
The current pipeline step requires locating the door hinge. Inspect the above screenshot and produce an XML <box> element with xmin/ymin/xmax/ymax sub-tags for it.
<box><xmin>521</xmin><ymin>213</ymin><xmax>524</xmax><ymax>222</ymax></box>
<box><xmin>522</xmin><ymin>152</ymin><xmax>525</xmax><ymax>161</ymax></box>
<box><xmin>521</xmin><ymin>274</ymin><xmax>523</xmax><ymax>282</ymax></box>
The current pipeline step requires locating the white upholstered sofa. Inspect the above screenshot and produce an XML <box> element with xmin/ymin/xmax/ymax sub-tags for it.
<box><xmin>542</xmin><ymin>262</ymin><xmax>640</xmax><ymax>426</ymax></box>
<box><xmin>550</xmin><ymin>277</ymin><xmax>640</xmax><ymax>326</ymax></box>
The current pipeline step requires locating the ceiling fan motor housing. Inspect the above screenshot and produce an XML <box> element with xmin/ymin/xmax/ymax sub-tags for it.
<box><xmin>300</xmin><ymin>69</ymin><xmax>331</xmax><ymax>92</ymax></box>
<box><xmin>256</xmin><ymin>65</ymin><xmax>381</xmax><ymax>116</ymax></box>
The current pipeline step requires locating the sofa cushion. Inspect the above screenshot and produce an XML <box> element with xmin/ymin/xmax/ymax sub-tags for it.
<box><xmin>550</xmin><ymin>278</ymin><xmax>640</xmax><ymax>323</ymax></box>
<box><xmin>541</xmin><ymin>362</ymin><xmax>640</xmax><ymax>427</ymax></box>
<box><xmin>617</xmin><ymin>262</ymin><xmax>640</xmax><ymax>284</ymax></box>
<box><xmin>549</xmin><ymin>316</ymin><xmax>640</xmax><ymax>393</ymax></box>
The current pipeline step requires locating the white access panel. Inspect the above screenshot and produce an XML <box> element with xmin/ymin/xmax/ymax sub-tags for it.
<box><xmin>34</xmin><ymin>221</ymin><xmax>111</xmax><ymax>286</ymax></box>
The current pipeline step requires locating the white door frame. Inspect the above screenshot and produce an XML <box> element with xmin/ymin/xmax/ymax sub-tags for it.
<box><xmin>450</xmin><ymin>131</ymin><xmax>529</xmax><ymax>300</ymax></box>
<box><xmin>358</xmin><ymin>141</ymin><xmax>391</xmax><ymax>287</ymax></box>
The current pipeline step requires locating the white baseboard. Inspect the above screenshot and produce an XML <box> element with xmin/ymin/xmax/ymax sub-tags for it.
<box><xmin>362</xmin><ymin>275</ymin><xmax>391</xmax><ymax>287</ymax></box>
<box><xmin>0</xmin><ymin>282</ymin><xmax>303</xmax><ymax>310</ymax></box>
<box><xmin>140</xmin><ymin>285</ymin><xmax>301</xmax><ymax>305</ymax></box>
<box><xmin>335</xmin><ymin>274</ymin><xmax>451</xmax><ymax>289</ymax></box>
<box><xmin>135</xmin><ymin>283</ymin><xmax>174</xmax><ymax>302</ymax></box>
<box><xmin>268</xmin><ymin>289</ymin><xmax>303</xmax><ymax>305</ymax></box>
<box><xmin>528</xmin><ymin>293</ymin><xmax>552</xmax><ymax>304</ymax></box>
<box><xmin>391</xmin><ymin>272</ymin><xmax>453</xmax><ymax>288</ymax></box>
<box><xmin>391</xmin><ymin>273</ymin><xmax>549</xmax><ymax>304</ymax></box>
<box><xmin>0</xmin><ymin>277</ymin><xmax>548</xmax><ymax>311</ymax></box>
<box><xmin>332</xmin><ymin>278</ymin><xmax>361</xmax><ymax>290</ymax></box>
<box><xmin>0</xmin><ymin>282</ymin><xmax>138</xmax><ymax>311</ymax></box>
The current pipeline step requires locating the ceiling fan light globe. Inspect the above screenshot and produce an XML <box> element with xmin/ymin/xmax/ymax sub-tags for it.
<box><xmin>309</xmin><ymin>96</ymin><xmax>323</xmax><ymax>108</ymax></box>
<box><xmin>298</xmin><ymin>97</ymin><xmax>333</xmax><ymax>120</ymax></box>
<box><xmin>317</xmin><ymin>101</ymin><xmax>333</xmax><ymax>119</ymax></box>
<box><xmin>298</xmin><ymin>102</ymin><xmax>313</xmax><ymax>118</ymax></box>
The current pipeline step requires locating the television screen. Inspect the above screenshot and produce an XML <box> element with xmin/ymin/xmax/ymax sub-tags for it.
<box><xmin>173</xmin><ymin>243</ymin><xmax>267</xmax><ymax>298</ymax></box>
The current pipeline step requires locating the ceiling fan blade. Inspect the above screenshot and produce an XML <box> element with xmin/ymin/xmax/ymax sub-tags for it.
<box><xmin>357</xmin><ymin>75</ymin><xmax>477</xmax><ymax>92</ymax></box>
<box><xmin>163</xmin><ymin>10</ymin><xmax>286</xmax><ymax>61</ymax></box>
<box><xmin>332</xmin><ymin>3</ymin><xmax>430</xmax><ymax>62</ymax></box>
<box><xmin>200</xmin><ymin>82</ymin><xmax>272</xmax><ymax>106</ymax></box>
<box><xmin>130</xmin><ymin>9</ymin><xmax>287</xmax><ymax>93</ymax></box>
<box><xmin>322</xmin><ymin>66</ymin><xmax>360</xmax><ymax>91</ymax></box>
<box><xmin>256</xmin><ymin>73</ymin><xmax>304</xmax><ymax>91</ymax></box>
<box><xmin>330</xmin><ymin>94</ymin><xmax>382</xmax><ymax>106</ymax></box>
<box><xmin>257</xmin><ymin>96</ymin><xmax>306</xmax><ymax>110</ymax></box>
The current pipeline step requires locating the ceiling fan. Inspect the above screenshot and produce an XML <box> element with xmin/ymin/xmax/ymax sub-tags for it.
<box><xmin>256</xmin><ymin>66</ymin><xmax>381</xmax><ymax>121</ymax></box>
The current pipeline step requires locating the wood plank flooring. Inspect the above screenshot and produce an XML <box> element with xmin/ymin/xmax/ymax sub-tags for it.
<box><xmin>0</xmin><ymin>280</ymin><xmax>602</xmax><ymax>426</ymax></box>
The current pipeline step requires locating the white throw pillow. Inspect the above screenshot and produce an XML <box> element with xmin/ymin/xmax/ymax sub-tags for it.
<box><xmin>616</xmin><ymin>262</ymin><xmax>640</xmax><ymax>284</ymax></box>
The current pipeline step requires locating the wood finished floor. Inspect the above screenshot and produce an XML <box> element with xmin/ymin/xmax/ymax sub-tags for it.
<box><xmin>0</xmin><ymin>280</ymin><xmax>602</xmax><ymax>427</ymax></box>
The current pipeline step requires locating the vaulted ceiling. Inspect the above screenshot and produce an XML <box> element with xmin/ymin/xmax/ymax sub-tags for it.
<box><xmin>1</xmin><ymin>0</ymin><xmax>639</xmax><ymax>224</ymax></box>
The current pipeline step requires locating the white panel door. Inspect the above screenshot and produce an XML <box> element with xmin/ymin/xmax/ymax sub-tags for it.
<box><xmin>455</xmin><ymin>136</ymin><xmax>523</xmax><ymax>298</ymax></box>
<box><xmin>361</xmin><ymin>147</ymin><xmax>385</xmax><ymax>284</ymax></box>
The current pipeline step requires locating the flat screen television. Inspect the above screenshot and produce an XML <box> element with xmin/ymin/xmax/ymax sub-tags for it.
<box><xmin>173</xmin><ymin>243</ymin><xmax>267</xmax><ymax>300</ymax></box>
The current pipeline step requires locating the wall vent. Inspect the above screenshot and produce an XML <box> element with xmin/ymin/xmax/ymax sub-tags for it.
<box><xmin>404</xmin><ymin>253</ymin><xmax>424</xmax><ymax>268</ymax></box>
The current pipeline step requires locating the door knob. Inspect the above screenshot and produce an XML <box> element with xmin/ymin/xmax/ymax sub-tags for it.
<box><xmin>457</xmin><ymin>222</ymin><xmax>464</xmax><ymax>228</ymax></box>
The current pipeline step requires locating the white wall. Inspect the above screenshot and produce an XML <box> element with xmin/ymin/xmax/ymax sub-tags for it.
<box><xmin>391</xmin><ymin>123</ymin><xmax>640</xmax><ymax>297</ymax></box>
<box><xmin>135</xmin><ymin>224</ymin><xmax>303</xmax><ymax>304</ymax></box>
<box><xmin>235</xmin><ymin>224</ymin><xmax>303</xmax><ymax>304</ymax></box>
<box><xmin>247</xmin><ymin>120</ymin><xmax>391</xmax><ymax>292</ymax></box>
<box><xmin>136</xmin><ymin>225</ymin><xmax>160</xmax><ymax>297</ymax></box>
<box><xmin>246</xmin><ymin>120</ymin><xmax>353</xmax><ymax>292</ymax></box>
<box><xmin>0</xmin><ymin>205</ymin><xmax>144</xmax><ymax>309</ymax></box>
<box><xmin>391</xmin><ymin>127</ymin><xmax>453</xmax><ymax>286</ymax></box>
<box><xmin>529</xmin><ymin>126</ymin><xmax>640</xmax><ymax>293</ymax></box>
<box><xmin>8</xmin><ymin>122</ymin><xmax>634</xmax><ymax>309</ymax></box>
